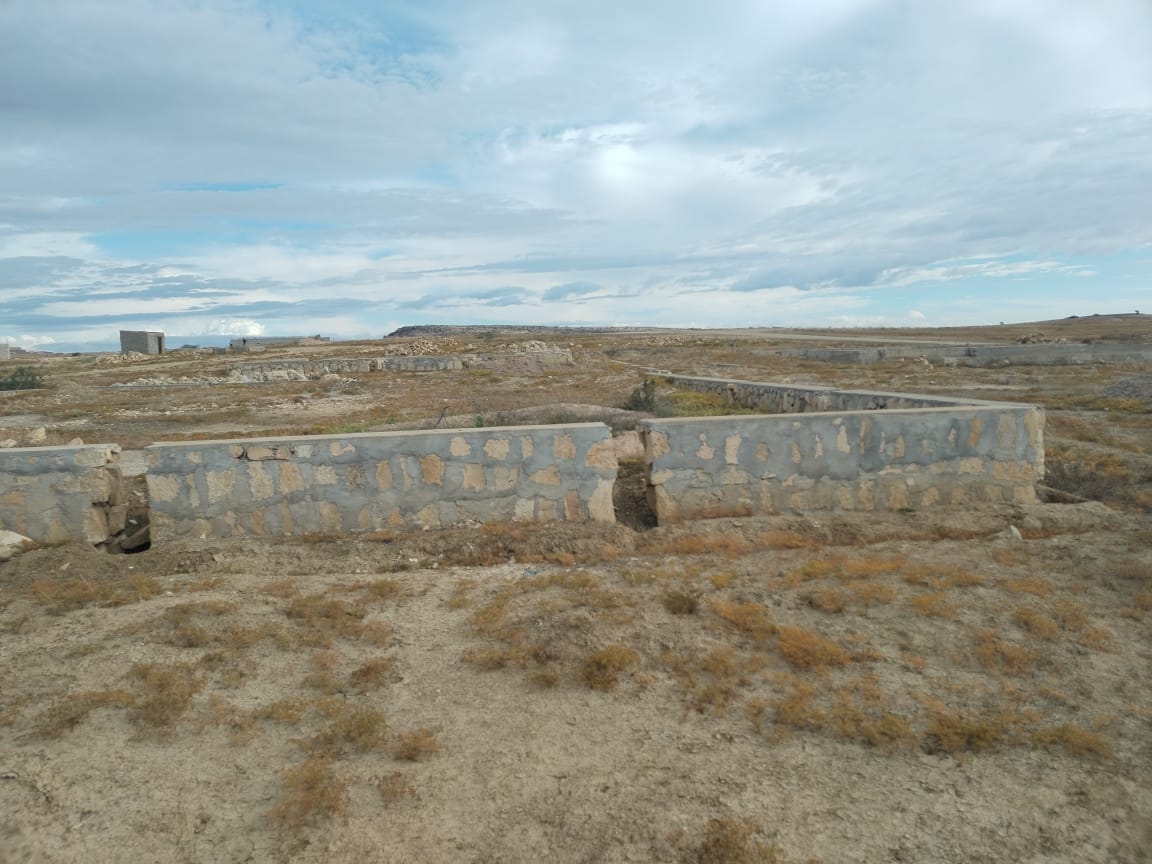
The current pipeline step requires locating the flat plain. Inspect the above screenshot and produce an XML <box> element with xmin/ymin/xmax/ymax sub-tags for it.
<box><xmin>1</xmin><ymin>317</ymin><xmax>1150</xmax><ymax>863</ymax></box>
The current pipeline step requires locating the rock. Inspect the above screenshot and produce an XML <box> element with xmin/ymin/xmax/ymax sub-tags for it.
<box><xmin>24</xmin><ymin>426</ymin><xmax>47</xmax><ymax>445</ymax></box>
<box><xmin>0</xmin><ymin>530</ymin><xmax>34</xmax><ymax>562</ymax></box>
<box><xmin>68</xmin><ymin>437</ymin><xmax>85</xmax><ymax>446</ymax></box>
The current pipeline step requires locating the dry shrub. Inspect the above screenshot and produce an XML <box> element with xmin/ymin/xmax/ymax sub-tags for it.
<box><xmin>828</xmin><ymin>689</ymin><xmax>914</xmax><ymax>751</ymax></box>
<box><xmin>377</xmin><ymin>771</ymin><xmax>417</xmax><ymax>805</ymax></box>
<box><xmin>34</xmin><ymin>689</ymin><xmax>135</xmax><ymax>738</ymax></box>
<box><xmin>775</xmin><ymin>626</ymin><xmax>849</xmax><ymax>671</ymax></box>
<box><xmin>907</xmin><ymin>592</ymin><xmax>957</xmax><ymax>620</ymax></box>
<box><xmin>253</xmin><ymin>699</ymin><xmax>306</xmax><ymax>724</ymax></box>
<box><xmin>1078</xmin><ymin>626</ymin><xmax>1115</xmax><ymax>652</ymax></box>
<box><xmin>530</xmin><ymin>665</ymin><xmax>561</xmax><ymax>689</ymax></box>
<box><xmin>303</xmin><ymin>650</ymin><xmax>343</xmax><ymax>694</ymax></box>
<box><xmin>648</xmin><ymin>534</ymin><xmax>751</xmax><ymax>558</ymax></box>
<box><xmin>771</xmin><ymin>677</ymin><xmax>822</xmax><ymax>733</ymax></box>
<box><xmin>1033</xmin><ymin>724</ymin><xmax>1114</xmax><ymax>760</ymax></box>
<box><xmin>461</xmin><ymin>646</ymin><xmax>516</xmax><ymax>671</ymax></box>
<box><xmin>972</xmin><ymin>631</ymin><xmax>1036</xmax><ymax>677</ymax></box>
<box><xmin>755</xmin><ymin>530</ymin><xmax>818</xmax><ymax>550</ymax></box>
<box><xmin>391</xmin><ymin>726</ymin><xmax>440</xmax><ymax>761</ymax></box>
<box><xmin>269</xmin><ymin>757</ymin><xmax>347</xmax><ymax>829</ymax></box>
<box><xmin>849</xmin><ymin>582</ymin><xmax>899</xmax><ymax>607</ymax></box>
<box><xmin>358</xmin><ymin>578</ymin><xmax>403</xmax><ymax>602</ymax></box>
<box><xmin>305</xmin><ymin>705</ymin><xmax>388</xmax><ymax>757</ymax></box>
<box><xmin>349</xmin><ymin>657</ymin><xmax>398</xmax><ymax>691</ymax></box>
<box><xmin>1000</xmin><ymin>577</ymin><xmax>1051</xmax><ymax>597</ymax></box>
<box><xmin>257</xmin><ymin>579</ymin><xmax>299</xmax><ymax>599</ymax></box>
<box><xmin>127</xmin><ymin>663</ymin><xmax>203</xmax><ymax>731</ymax></box>
<box><xmin>900</xmin><ymin>653</ymin><xmax>927</xmax><ymax>672</ymax></box>
<box><xmin>446</xmin><ymin>578</ymin><xmax>476</xmax><ymax>609</ymax></box>
<box><xmin>694</xmin><ymin>817</ymin><xmax>784</xmax><ymax>863</ymax></box>
<box><xmin>580</xmin><ymin>644</ymin><xmax>640</xmax><ymax>691</ymax></box>
<box><xmin>1051</xmin><ymin>599</ymin><xmax>1090</xmax><ymax>632</ymax></box>
<box><xmin>663</xmin><ymin>589</ymin><xmax>701</xmax><ymax>615</ymax></box>
<box><xmin>29</xmin><ymin>573</ymin><xmax>162</xmax><ymax>613</ymax></box>
<box><xmin>805</xmin><ymin>587</ymin><xmax>847</xmax><ymax>613</ymax></box>
<box><xmin>921</xmin><ymin>705</ymin><xmax>1007</xmax><ymax>755</ymax></box>
<box><xmin>710</xmin><ymin>601</ymin><xmax>774</xmax><ymax>642</ymax></box>
<box><xmin>1012</xmin><ymin>606</ymin><xmax>1061</xmax><ymax>639</ymax></box>
<box><xmin>285</xmin><ymin>594</ymin><xmax>386</xmax><ymax>646</ymax></box>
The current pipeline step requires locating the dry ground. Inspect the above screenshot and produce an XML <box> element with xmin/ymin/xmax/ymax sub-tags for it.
<box><xmin>2</xmin><ymin>319</ymin><xmax>1151</xmax><ymax>862</ymax></box>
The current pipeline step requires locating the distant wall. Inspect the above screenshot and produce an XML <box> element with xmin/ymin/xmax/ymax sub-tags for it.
<box><xmin>229</xmin><ymin>356</ymin><xmax>463</xmax><ymax>380</ymax></box>
<box><xmin>0</xmin><ymin>445</ymin><xmax>127</xmax><ymax>545</ymax></box>
<box><xmin>0</xmin><ymin>342</ymin><xmax>9</xmax><ymax>361</ymax></box>
<box><xmin>641</xmin><ymin>378</ymin><xmax>1044</xmax><ymax>523</ymax></box>
<box><xmin>145</xmin><ymin>424</ymin><xmax>617</xmax><ymax>541</ymax></box>
<box><xmin>769</xmin><ymin>343</ymin><xmax>1152</xmax><ymax>367</ymax></box>
<box><xmin>664</xmin><ymin>375</ymin><xmax>971</xmax><ymax>412</ymax></box>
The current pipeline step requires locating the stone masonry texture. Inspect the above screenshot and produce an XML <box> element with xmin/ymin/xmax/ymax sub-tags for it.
<box><xmin>0</xmin><ymin>445</ymin><xmax>126</xmax><ymax>544</ymax></box>
<box><xmin>145</xmin><ymin>424</ymin><xmax>618</xmax><ymax>541</ymax></box>
<box><xmin>641</xmin><ymin>377</ymin><xmax>1045</xmax><ymax>523</ymax></box>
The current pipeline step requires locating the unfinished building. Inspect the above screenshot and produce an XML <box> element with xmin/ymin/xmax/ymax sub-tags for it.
<box><xmin>119</xmin><ymin>330</ymin><xmax>165</xmax><ymax>355</ymax></box>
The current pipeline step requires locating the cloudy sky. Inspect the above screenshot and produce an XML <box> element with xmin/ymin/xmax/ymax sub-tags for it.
<box><xmin>2</xmin><ymin>0</ymin><xmax>1150</xmax><ymax>351</ymax></box>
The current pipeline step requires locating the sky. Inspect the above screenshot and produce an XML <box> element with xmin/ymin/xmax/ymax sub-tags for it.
<box><xmin>1</xmin><ymin>0</ymin><xmax>1151</xmax><ymax>352</ymax></box>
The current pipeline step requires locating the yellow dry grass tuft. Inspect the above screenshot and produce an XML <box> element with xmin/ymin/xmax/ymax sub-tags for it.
<box><xmin>580</xmin><ymin>644</ymin><xmax>640</xmax><ymax>691</ymax></box>
<box><xmin>391</xmin><ymin>726</ymin><xmax>440</xmax><ymax>761</ymax></box>
<box><xmin>774</xmin><ymin>626</ymin><xmax>850</xmax><ymax>671</ymax></box>
<box><xmin>268</xmin><ymin>757</ymin><xmax>348</xmax><ymax>830</ymax></box>
<box><xmin>33</xmin><ymin>689</ymin><xmax>135</xmax><ymax>738</ymax></box>
<box><xmin>126</xmin><ymin>662</ymin><xmax>203</xmax><ymax>732</ymax></box>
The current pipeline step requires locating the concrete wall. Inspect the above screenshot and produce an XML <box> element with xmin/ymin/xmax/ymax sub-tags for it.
<box><xmin>0</xmin><ymin>342</ymin><xmax>9</xmax><ymax>361</ymax></box>
<box><xmin>230</xmin><ymin>357</ymin><xmax>464</xmax><ymax>379</ymax></box>
<box><xmin>641</xmin><ymin>378</ymin><xmax>1044</xmax><ymax>523</ymax></box>
<box><xmin>770</xmin><ymin>343</ymin><xmax>1152</xmax><ymax>367</ymax></box>
<box><xmin>119</xmin><ymin>330</ymin><xmax>165</xmax><ymax>355</ymax></box>
<box><xmin>0</xmin><ymin>445</ymin><xmax>127</xmax><ymax>545</ymax></box>
<box><xmin>664</xmin><ymin>375</ymin><xmax>974</xmax><ymax>412</ymax></box>
<box><xmin>145</xmin><ymin>424</ymin><xmax>617</xmax><ymax>541</ymax></box>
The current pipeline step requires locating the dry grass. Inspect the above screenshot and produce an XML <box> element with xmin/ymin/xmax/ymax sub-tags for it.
<box><xmin>349</xmin><ymin>657</ymin><xmax>398</xmax><ymax>692</ymax></box>
<box><xmin>1033</xmin><ymin>724</ymin><xmax>1115</xmax><ymax>760</ymax></box>
<box><xmin>377</xmin><ymin>771</ymin><xmax>417</xmax><ymax>805</ymax></box>
<box><xmin>907</xmin><ymin>592</ymin><xmax>958</xmax><ymax>620</ymax></box>
<box><xmin>28</xmin><ymin>573</ymin><xmax>162</xmax><ymax>613</ymax></box>
<box><xmin>126</xmin><ymin>663</ymin><xmax>203</xmax><ymax>732</ymax></box>
<box><xmin>692</xmin><ymin>817</ymin><xmax>787</xmax><ymax>863</ymax></box>
<box><xmin>774</xmin><ymin>626</ymin><xmax>850</xmax><ymax>671</ymax></box>
<box><xmin>972</xmin><ymin>631</ymin><xmax>1036</xmax><ymax>677</ymax></box>
<box><xmin>663</xmin><ymin>589</ymin><xmax>702</xmax><ymax>615</ymax></box>
<box><xmin>33</xmin><ymin>689</ymin><xmax>136</xmax><ymax>738</ymax></box>
<box><xmin>710</xmin><ymin>601</ymin><xmax>774</xmax><ymax>643</ymax></box>
<box><xmin>1012</xmin><ymin>607</ymin><xmax>1061</xmax><ymax>639</ymax></box>
<box><xmin>304</xmin><ymin>704</ymin><xmax>389</xmax><ymax>758</ymax></box>
<box><xmin>580</xmin><ymin>644</ymin><xmax>640</xmax><ymax>691</ymax></box>
<box><xmin>391</xmin><ymin>726</ymin><xmax>440</xmax><ymax>761</ymax></box>
<box><xmin>268</xmin><ymin>757</ymin><xmax>348</xmax><ymax>829</ymax></box>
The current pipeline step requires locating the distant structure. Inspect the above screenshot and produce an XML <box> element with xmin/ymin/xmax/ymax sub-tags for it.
<box><xmin>229</xmin><ymin>335</ymin><xmax>331</xmax><ymax>353</ymax></box>
<box><xmin>0</xmin><ymin>341</ymin><xmax>9</xmax><ymax>361</ymax></box>
<box><xmin>119</xmin><ymin>330</ymin><xmax>165</xmax><ymax>355</ymax></box>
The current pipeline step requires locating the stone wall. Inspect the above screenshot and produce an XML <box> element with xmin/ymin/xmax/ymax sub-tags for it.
<box><xmin>641</xmin><ymin>379</ymin><xmax>1044</xmax><ymax>523</ymax></box>
<box><xmin>664</xmin><ymin>375</ymin><xmax>969</xmax><ymax>411</ymax></box>
<box><xmin>769</xmin><ymin>343</ymin><xmax>1152</xmax><ymax>367</ymax></box>
<box><xmin>145</xmin><ymin>424</ymin><xmax>617</xmax><ymax>541</ymax></box>
<box><xmin>0</xmin><ymin>445</ymin><xmax>127</xmax><ymax>545</ymax></box>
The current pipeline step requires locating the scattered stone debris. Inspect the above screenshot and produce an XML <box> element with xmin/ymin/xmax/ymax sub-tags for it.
<box><xmin>0</xmin><ymin>530</ymin><xmax>34</xmax><ymax>562</ymax></box>
<box><xmin>1016</xmin><ymin>333</ymin><xmax>1068</xmax><ymax>344</ymax></box>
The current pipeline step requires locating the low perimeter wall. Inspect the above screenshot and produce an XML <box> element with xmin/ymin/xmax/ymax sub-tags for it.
<box><xmin>641</xmin><ymin>378</ymin><xmax>1044</xmax><ymax>522</ymax></box>
<box><xmin>145</xmin><ymin>424</ymin><xmax>617</xmax><ymax>541</ymax></box>
<box><xmin>0</xmin><ymin>445</ymin><xmax>127</xmax><ymax>545</ymax></box>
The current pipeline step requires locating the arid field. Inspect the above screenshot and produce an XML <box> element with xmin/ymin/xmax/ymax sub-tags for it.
<box><xmin>2</xmin><ymin>319</ymin><xmax>1150</xmax><ymax>863</ymax></box>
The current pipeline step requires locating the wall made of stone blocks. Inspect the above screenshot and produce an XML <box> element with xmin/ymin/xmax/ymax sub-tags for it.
<box><xmin>145</xmin><ymin>424</ymin><xmax>617</xmax><ymax>541</ymax></box>
<box><xmin>640</xmin><ymin>402</ymin><xmax>1044</xmax><ymax>523</ymax></box>
<box><xmin>0</xmin><ymin>445</ymin><xmax>127</xmax><ymax>544</ymax></box>
<box><xmin>664</xmin><ymin>375</ymin><xmax>980</xmax><ymax>412</ymax></box>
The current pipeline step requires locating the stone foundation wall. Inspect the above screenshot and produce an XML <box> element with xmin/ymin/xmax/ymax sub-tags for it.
<box><xmin>0</xmin><ymin>445</ymin><xmax>127</xmax><ymax>544</ymax></box>
<box><xmin>641</xmin><ymin>380</ymin><xmax>1044</xmax><ymax>523</ymax></box>
<box><xmin>769</xmin><ymin>343</ymin><xmax>1152</xmax><ymax>367</ymax></box>
<box><xmin>665</xmin><ymin>375</ymin><xmax>968</xmax><ymax>411</ymax></box>
<box><xmin>145</xmin><ymin>424</ymin><xmax>617</xmax><ymax>541</ymax></box>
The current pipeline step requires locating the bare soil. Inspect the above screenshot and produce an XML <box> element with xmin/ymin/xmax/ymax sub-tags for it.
<box><xmin>2</xmin><ymin>320</ymin><xmax>1151</xmax><ymax>863</ymax></box>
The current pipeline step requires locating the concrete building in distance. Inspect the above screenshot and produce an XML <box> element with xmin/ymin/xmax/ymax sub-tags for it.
<box><xmin>119</xmin><ymin>330</ymin><xmax>166</xmax><ymax>355</ymax></box>
<box><xmin>0</xmin><ymin>341</ymin><xmax>10</xmax><ymax>361</ymax></box>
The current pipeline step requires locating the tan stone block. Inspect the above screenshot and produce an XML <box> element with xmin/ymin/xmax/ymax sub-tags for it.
<box><xmin>314</xmin><ymin>465</ymin><xmax>338</xmax><ymax>485</ymax></box>
<box><xmin>588</xmin><ymin>478</ymin><xmax>616</xmax><ymax>523</ymax></box>
<box><xmin>514</xmin><ymin>498</ymin><xmax>535</xmax><ymax>521</ymax></box>
<box><xmin>346</xmin><ymin>464</ymin><xmax>366</xmax><ymax>489</ymax></box>
<box><xmin>584</xmin><ymin>439</ymin><xmax>618</xmax><ymax>471</ymax></box>
<box><xmin>329</xmin><ymin>441</ymin><xmax>355</xmax><ymax>458</ymax></box>
<box><xmin>947</xmin><ymin>428</ymin><xmax>958</xmax><ymax>450</ymax></box>
<box><xmin>756</xmin><ymin>442</ymin><xmax>769</xmax><ymax>462</ymax></box>
<box><xmin>696</xmin><ymin>434</ymin><xmax>715</xmax><ymax>460</ymax></box>
<box><xmin>187</xmin><ymin>476</ymin><xmax>201</xmax><ymax>509</ymax></box>
<box><xmin>957</xmin><ymin>457</ymin><xmax>984</xmax><ymax>475</ymax></box>
<box><xmin>228</xmin><ymin>445</ymin><xmax>245</xmax><ymax>458</ymax></box>
<box><xmin>148</xmin><ymin>475</ymin><xmax>180</xmax><ymax>503</ymax></box>
<box><xmin>450</xmin><ymin>436</ymin><xmax>472</xmax><ymax>457</ymax></box>
<box><xmin>758</xmin><ymin>480</ymin><xmax>778</xmax><ymax>512</ymax></box>
<box><xmin>1024</xmin><ymin>408</ymin><xmax>1044</xmax><ymax>450</ymax></box>
<box><xmin>859</xmin><ymin>417</ymin><xmax>872</xmax><ymax>450</ymax></box>
<box><xmin>997</xmin><ymin>414</ymin><xmax>1018</xmax><ymax>449</ymax></box>
<box><xmin>245</xmin><ymin>444</ymin><xmax>287</xmax><ymax>461</ymax></box>
<box><xmin>789</xmin><ymin>492</ymin><xmax>809</xmax><ymax>510</ymax></box>
<box><xmin>388</xmin><ymin>507</ymin><xmax>405</xmax><ymax>527</ymax></box>
<box><xmin>248</xmin><ymin>510</ymin><xmax>265</xmax><ymax>537</ymax></box>
<box><xmin>463</xmin><ymin>463</ymin><xmax>487</xmax><ymax>491</ymax></box>
<box><xmin>835</xmin><ymin>487</ymin><xmax>855</xmax><ymax>509</ymax></box>
<box><xmin>188</xmin><ymin>452</ymin><xmax>202</xmax><ymax>465</ymax></box>
<box><xmin>612</xmin><ymin>431</ymin><xmax>644</xmax><ymax>462</ymax></box>
<box><xmin>553</xmin><ymin>434</ymin><xmax>576</xmax><ymax>460</ymax></box>
<box><xmin>421</xmin><ymin>453</ymin><xmax>445</xmax><ymax>485</ymax></box>
<box><xmin>107</xmin><ymin>503</ymin><xmax>129</xmax><ymax>534</ymax></box>
<box><xmin>279</xmin><ymin>503</ymin><xmax>294</xmax><ymax>535</ymax></box>
<box><xmin>278</xmin><ymin>463</ymin><xmax>304</xmax><ymax>494</ymax></box>
<box><xmin>206</xmin><ymin>469</ymin><xmax>236</xmax><ymax>504</ymax></box>
<box><xmin>968</xmin><ymin>417</ymin><xmax>983</xmax><ymax>449</ymax></box>
<box><xmin>857</xmin><ymin>483</ymin><xmax>875</xmax><ymax>510</ymax></box>
<box><xmin>992</xmin><ymin>461</ymin><xmax>1037</xmax><ymax>482</ymax></box>
<box><xmin>650</xmin><ymin>468</ymin><xmax>674</xmax><ymax>486</ymax></box>
<box><xmin>83</xmin><ymin>508</ymin><xmax>108</xmax><ymax>543</ymax></box>
<box><xmin>814</xmin><ymin>435</ymin><xmax>824</xmax><ymax>459</ymax></box>
<box><xmin>645</xmin><ymin>430</ymin><xmax>670</xmax><ymax>459</ymax></box>
<box><xmin>493</xmin><ymin>465</ymin><xmax>519</xmax><ymax>492</ymax></box>
<box><xmin>892</xmin><ymin>435</ymin><xmax>905</xmax><ymax>459</ymax></box>
<box><xmin>376</xmin><ymin>462</ymin><xmax>393</xmax><ymax>490</ymax></box>
<box><xmin>719</xmin><ymin>467</ymin><xmax>749</xmax><ymax>486</ymax></box>
<box><xmin>791</xmin><ymin>441</ymin><xmax>802</xmax><ymax>464</ymax></box>
<box><xmin>358</xmin><ymin>507</ymin><xmax>371</xmax><ymax>531</ymax></box>
<box><xmin>194</xmin><ymin>518</ymin><xmax>214</xmax><ymax>539</ymax></box>
<box><xmin>480</xmin><ymin>437</ymin><xmax>508</xmax><ymax>460</ymax></box>
<box><xmin>520</xmin><ymin>436</ymin><xmax>535</xmax><ymax>459</ymax></box>
<box><xmin>320</xmin><ymin>501</ymin><xmax>342</xmax><ymax>533</ymax></box>
<box><xmin>536</xmin><ymin>499</ymin><xmax>558</xmax><ymax>521</ymax></box>
<box><xmin>564</xmin><ymin>490</ymin><xmax>583</xmax><ymax>520</ymax></box>
<box><xmin>1013</xmin><ymin>485</ymin><xmax>1037</xmax><ymax>504</ymax></box>
<box><xmin>836</xmin><ymin>427</ymin><xmax>850</xmax><ymax>454</ymax></box>
<box><xmin>920</xmin><ymin>487</ymin><xmax>940</xmax><ymax>507</ymax></box>
<box><xmin>724</xmin><ymin>434</ymin><xmax>742</xmax><ymax>465</ymax></box>
<box><xmin>416</xmin><ymin>504</ymin><xmax>441</xmax><ymax>529</ymax></box>
<box><xmin>247</xmin><ymin>463</ymin><xmax>275</xmax><ymax>500</ymax></box>
<box><xmin>886</xmin><ymin>483</ymin><xmax>908</xmax><ymax>510</ymax></box>
<box><xmin>529</xmin><ymin>465</ymin><xmax>561</xmax><ymax>486</ymax></box>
